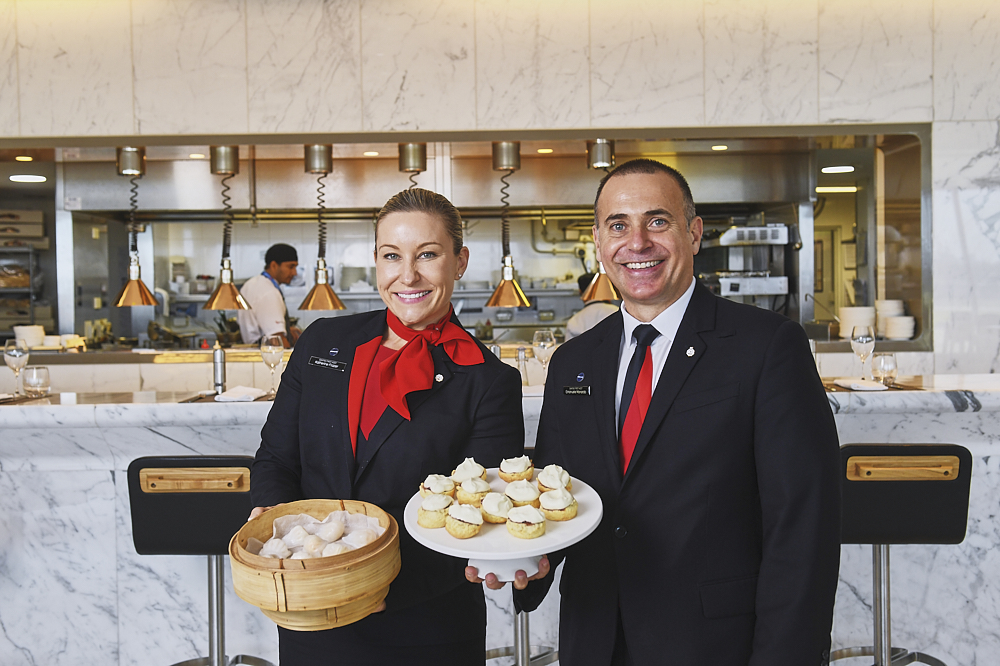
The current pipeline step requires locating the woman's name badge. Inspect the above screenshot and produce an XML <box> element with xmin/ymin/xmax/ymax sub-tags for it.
<box><xmin>564</xmin><ymin>386</ymin><xmax>590</xmax><ymax>396</ymax></box>
<box><xmin>308</xmin><ymin>356</ymin><xmax>347</xmax><ymax>372</ymax></box>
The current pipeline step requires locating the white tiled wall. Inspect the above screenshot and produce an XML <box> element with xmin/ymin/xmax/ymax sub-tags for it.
<box><xmin>2</xmin><ymin>0</ymin><xmax>1000</xmax><ymax>373</ymax></box>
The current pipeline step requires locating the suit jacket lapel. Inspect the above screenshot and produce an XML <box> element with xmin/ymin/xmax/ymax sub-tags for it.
<box><xmin>337</xmin><ymin>312</ymin><xmax>387</xmax><ymax>487</ymax></box>
<box><xmin>592</xmin><ymin>313</ymin><xmax>625</xmax><ymax>483</ymax></box>
<box><xmin>622</xmin><ymin>283</ymin><xmax>717</xmax><ymax>485</ymax></box>
<box><xmin>353</xmin><ymin>345</ymin><xmax>455</xmax><ymax>484</ymax></box>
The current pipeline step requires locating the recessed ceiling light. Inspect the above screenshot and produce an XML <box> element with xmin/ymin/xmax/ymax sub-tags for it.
<box><xmin>15</xmin><ymin>156</ymin><xmax>33</xmax><ymax>162</ymax></box>
<box><xmin>816</xmin><ymin>186</ymin><xmax>858</xmax><ymax>193</ymax></box>
<box><xmin>536</xmin><ymin>148</ymin><xmax>554</xmax><ymax>154</ymax></box>
<box><xmin>821</xmin><ymin>165</ymin><xmax>855</xmax><ymax>174</ymax></box>
<box><xmin>189</xmin><ymin>153</ymin><xmax>206</xmax><ymax>159</ymax></box>
<box><xmin>363</xmin><ymin>151</ymin><xmax>379</xmax><ymax>157</ymax></box>
<box><xmin>9</xmin><ymin>175</ymin><xmax>47</xmax><ymax>183</ymax></box>
<box><xmin>711</xmin><ymin>145</ymin><xmax>728</xmax><ymax>151</ymax></box>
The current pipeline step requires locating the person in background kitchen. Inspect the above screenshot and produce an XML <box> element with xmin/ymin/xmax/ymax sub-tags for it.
<box><xmin>469</xmin><ymin>159</ymin><xmax>841</xmax><ymax>666</ymax></box>
<box><xmin>563</xmin><ymin>272</ymin><xmax>620</xmax><ymax>340</ymax></box>
<box><xmin>237</xmin><ymin>243</ymin><xmax>302</xmax><ymax>346</ymax></box>
<box><xmin>250</xmin><ymin>188</ymin><xmax>524</xmax><ymax>664</ymax></box>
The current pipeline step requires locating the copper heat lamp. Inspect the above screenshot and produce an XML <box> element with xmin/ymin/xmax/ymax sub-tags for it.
<box><xmin>581</xmin><ymin>262</ymin><xmax>620</xmax><ymax>302</ymax></box>
<box><xmin>486</xmin><ymin>141</ymin><xmax>530</xmax><ymax>308</ymax></box>
<box><xmin>113</xmin><ymin>147</ymin><xmax>157</xmax><ymax>307</ymax></box>
<box><xmin>204</xmin><ymin>146</ymin><xmax>249</xmax><ymax>311</ymax></box>
<box><xmin>299</xmin><ymin>144</ymin><xmax>346</xmax><ymax>311</ymax></box>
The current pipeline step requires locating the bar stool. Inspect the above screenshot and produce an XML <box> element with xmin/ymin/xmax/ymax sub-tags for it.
<box><xmin>127</xmin><ymin>455</ymin><xmax>275</xmax><ymax>666</ymax></box>
<box><xmin>832</xmin><ymin>444</ymin><xmax>973</xmax><ymax>666</ymax></box>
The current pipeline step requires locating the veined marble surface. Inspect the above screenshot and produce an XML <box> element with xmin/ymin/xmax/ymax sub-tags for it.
<box><xmin>4</xmin><ymin>378</ymin><xmax>1000</xmax><ymax>664</ymax></box>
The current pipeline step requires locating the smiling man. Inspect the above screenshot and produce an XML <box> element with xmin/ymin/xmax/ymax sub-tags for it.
<box><xmin>510</xmin><ymin>159</ymin><xmax>841</xmax><ymax>666</ymax></box>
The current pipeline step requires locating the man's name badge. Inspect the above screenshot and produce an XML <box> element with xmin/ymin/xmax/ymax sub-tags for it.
<box><xmin>308</xmin><ymin>356</ymin><xmax>347</xmax><ymax>372</ymax></box>
<box><xmin>563</xmin><ymin>386</ymin><xmax>591</xmax><ymax>396</ymax></box>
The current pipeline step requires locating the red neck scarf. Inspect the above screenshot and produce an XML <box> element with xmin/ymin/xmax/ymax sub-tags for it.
<box><xmin>379</xmin><ymin>308</ymin><xmax>484</xmax><ymax>420</ymax></box>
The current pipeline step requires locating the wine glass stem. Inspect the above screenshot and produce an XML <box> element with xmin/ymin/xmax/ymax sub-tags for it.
<box><xmin>13</xmin><ymin>368</ymin><xmax>20</xmax><ymax>396</ymax></box>
<box><xmin>269</xmin><ymin>367</ymin><xmax>276</xmax><ymax>396</ymax></box>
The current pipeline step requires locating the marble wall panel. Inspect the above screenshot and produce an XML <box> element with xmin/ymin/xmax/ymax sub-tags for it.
<box><xmin>247</xmin><ymin>0</ymin><xmax>363</xmax><ymax>133</ymax></box>
<box><xmin>931</xmin><ymin>121</ymin><xmax>1000</xmax><ymax>374</ymax></box>
<box><xmin>359</xmin><ymin>0</ymin><xmax>476</xmax><ymax>131</ymax></box>
<box><xmin>474</xmin><ymin>0</ymin><xmax>589</xmax><ymax>130</ymax></box>
<box><xmin>0</xmin><ymin>427</ymin><xmax>114</xmax><ymax>472</ymax></box>
<box><xmin>934</xmin><ymin>1</ymin><xmax>1000</xmax><ymax>122</ymax></box>
<box><xmin>0</xmin><ymin>470</ymin><xmax>118</xmax><ymax>666</ymax></box>
<box><xmin>0</xmin><ymin>0</ymin><xmax>18</xmax><ymax>136</ymax></box>
<box><xmin>704</xmin><ymin>0</ymin><xmax>818</xmax><ymax>126</ymax></box>
<box><xmin>15</xmin><ymin>0</ymin><xmax>133</xmax><ymax>136</ymax></box>
<box><xmin>114</xmin><ymin>474</ymin><xmax>278</xmax><ymax>666</ymax></box>
<box><xmin>131</xmin><ymin>0</ymin><xmax>248</xmax><ymax>135</ymax></box>
<box><xmin>589</xmin><ymin>0</ymin><xmax>704</xmax><ymax>128</ymax></box>
<box><xmin>818</xmin><ymin>0</ymin><xmax>933</xmax><ymax>123</ymax></box>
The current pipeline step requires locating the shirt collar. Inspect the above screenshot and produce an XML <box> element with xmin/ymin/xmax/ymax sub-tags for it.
<box><xmin>261</xmin><ymin>271</ymin><xmax>281</xmax><ymax>290</ymax></box>
<box><xmin>620</xmin><ymin>276</ymin><xmax>696</xmax><ymax>346</ymax></box>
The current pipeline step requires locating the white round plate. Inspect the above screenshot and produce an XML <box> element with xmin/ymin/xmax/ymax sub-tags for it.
<box><xmin>403</xmin><ymin>468</ymin><xmax>603</xmax><ymax>582</ymax></box>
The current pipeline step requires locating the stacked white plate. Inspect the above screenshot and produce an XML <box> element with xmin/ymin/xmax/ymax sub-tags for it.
<box><xmin>885</xmin><ymin>316</ymin><xmax>916</xmax><ymax>340</ymax></box>
<box><xmin>875</xmin><ymin>300</ymin><xmax>905</xmax><ymax>337</ymax></box>
<box><xmin>839</xmin><ymin>307</ymin><xmax>876</xmax><ymax>339</ymax></box>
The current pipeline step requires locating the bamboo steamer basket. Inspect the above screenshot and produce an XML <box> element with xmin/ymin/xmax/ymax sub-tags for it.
<box><xmin>229</xmin><ymin>499</ymin><xmax>400</xmax><ymax>631</ymax></box>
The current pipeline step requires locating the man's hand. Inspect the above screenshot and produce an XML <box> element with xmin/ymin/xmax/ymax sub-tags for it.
<box><xmin>465</xmin><ymin>555</ymin><xmax>551</xmax><ymax>590</ymax></box>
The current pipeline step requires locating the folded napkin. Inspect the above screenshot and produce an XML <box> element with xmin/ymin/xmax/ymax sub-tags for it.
<box><xmin>214</xmin><ymin>386</ymin><xmax>267</xmax><ymax>402</ymax></box>
<box><xmin>0</xmin><ymin>393</ymin><xmax>14</xmax><ymax>401</ymax></box>
<box><xmin>522</xmin><ymin>384</ymin><xmax>545</xmax><ymax>397</ymax></box>
<box><xmin>833</xmin><ymin>378</ymin><xmax>888</xmax><ymax>391</ymax></box>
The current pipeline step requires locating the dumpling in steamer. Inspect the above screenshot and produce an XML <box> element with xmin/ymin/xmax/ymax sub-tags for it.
<box><xmin>259</xmin><ymin>537</ymin><xmax>290</xmax><ymax>559</ymax></box>
<box><xmin>289</xmin><ymin>551</ymin><xmax>310</xmax><ymax>560</ymax></box>
<box><xmin>302</xmin><ymin>535</ymin><xmax>327</xmax><ymax>558</ymax></box>
<box><xmin>314</xmin><ymin>520</ymin><xmax>345</xmax><ymax>543</ymax></box>
<box><xmin>283</xmin><ymin>525</ymin><xmax>310</xmax><ymax>548</ymax></box>
<box><xmin>322</xmin><ymin>542</ymin><xmax>350</xmax><ymax>557</ymax></box>
<box><xmin>342</xmin><ymin>528</ymin><xmax>379</xmax><ymax>549</ymax></box>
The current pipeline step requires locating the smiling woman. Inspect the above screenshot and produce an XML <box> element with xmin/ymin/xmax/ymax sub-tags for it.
<box><xmin>250</xmin><ymin>187</ymin><xmax>523</xmax><ymax>664</ymax></box>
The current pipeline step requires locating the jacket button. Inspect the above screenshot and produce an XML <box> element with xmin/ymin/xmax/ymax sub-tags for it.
<box><xmin>614</xmin><ymin>526</ymin><xmax>627</xmax><ymax>539</ymax></box>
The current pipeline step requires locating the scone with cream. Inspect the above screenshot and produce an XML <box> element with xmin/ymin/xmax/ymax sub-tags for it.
<box><xmin>498</xmin><ymin>455</ymin><xmax>534</xmax><ymax>482</ymax></box>
<box><xmin>539</xmin><ymin>487</ymin><xmax>578</xmax><ymax>521</ymax></box>
<box><xmin>419</xmin><ymin>473</ymin><xmax>456</xmax><ymax>498</ymax></box>
<box><xmin>417</xmin><ymin>493</ymin><xmax>454</xmax><ymax>529</ymax></box>
<box><xmin>506</xmin><ymin>505</ymin><xmax>546</xmax><ymax>539</ymax></box>
<box><xmin>445</xmin><ymin>503</ymin><xmax>484</xmax><ymax>539</ymax></box>
<box><xmin>451</xmin><ymin>457</ymin><xmax>488</xmax><ymax>484</ymax></box>
<box><xmin>456</xmin><ymin>476</ymin><xmax>491</xmax><ymax>507</ymax></box>
<box><xmin>504</xmin><ymin>479</ymin><xmax>541</xmax><ymax>508</ymax></box>
<box><xmin>537</xmin><ymin>464</ymin><xmax>573</xmax><ymax>493</ymax></box>
<box><xmin>480</xmin><ymin>492</ymin><xmax>514</xmax><ymax>524</ymax></box>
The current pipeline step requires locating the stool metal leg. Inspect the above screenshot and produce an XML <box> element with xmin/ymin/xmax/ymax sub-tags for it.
<box><xmin>830</xmin><ymin>544</ymin><xmax>949</xmax><ymax>666</ymax></box>
<box><xmin>209</xmin><ymin>555</ymin><xmax>226</xmax><ymax>666</ymax></box>
<box><xmin>874</xmin><ymin>544</ymin><xmax>891</xmax><ymax>666</ymax></box>
<box><xmin>485</xmin><ymin>610</ymin><xmax>558</xmax><ymax>665</ymax></box>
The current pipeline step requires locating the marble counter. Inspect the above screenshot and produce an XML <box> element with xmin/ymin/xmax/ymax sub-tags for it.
<box><xmin>2</xmin><ymin>378</ymin><xmax>1000</xmax><ymax>664</ymax></box>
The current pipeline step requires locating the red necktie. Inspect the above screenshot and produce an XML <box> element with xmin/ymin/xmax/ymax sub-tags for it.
<box><xmin>619</xmin><ymin>324</ymin><xmax>660</xmax><ymax>473</ymax></box>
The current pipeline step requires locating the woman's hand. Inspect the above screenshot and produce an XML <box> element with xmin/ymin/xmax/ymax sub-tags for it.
<box><xmin>248</xmin><ymin>504</ymin><xmax>283</xmax><ymax>521</ymax></box>
<box><xmin>465</xmin><ymin>555</ymin><xmax>551</xmax><ymax>591</ymax></box>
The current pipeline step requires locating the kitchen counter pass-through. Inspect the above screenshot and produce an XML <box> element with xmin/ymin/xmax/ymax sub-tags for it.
<box><xmin>1</xmin><ymin>378</ymin><xmax>998</xmax><ymax>665</ymax></box>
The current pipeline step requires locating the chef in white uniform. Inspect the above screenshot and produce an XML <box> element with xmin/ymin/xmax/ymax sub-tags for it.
<box><xmin>563</xmin><ymin>272</ymin><xmax>620</xmax><ymax>340</ymax></box>
<box><xmin>237</xmin><ymin>243</ymin><xmax>300</xmax><ymax>345</ymax></box>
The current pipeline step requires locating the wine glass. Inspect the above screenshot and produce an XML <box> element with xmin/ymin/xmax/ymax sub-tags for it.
<box><xmin>871</xmin><ymin>352</ymin><xmax>898</xmax><ymax>387</ymax></box>
<box><xmin>532</xmin><ymin>330</ymin><xmax>556</xmax><ymax>382</ymax></box>
<box><xmin>4</xmin><ymin>339</ymin><xmax>29</xmax><ymax>395</ymax></box>
<box><xmin>850</xmin><ymin>325</ymin><xmax>876</xmax><ymax>380</ymax></box>
<box><xmin>260</xmin><ymin>335</ymin><xmax>285</xmax><ymax>398</ymax></box>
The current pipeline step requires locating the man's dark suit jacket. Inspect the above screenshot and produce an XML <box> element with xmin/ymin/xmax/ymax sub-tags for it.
<box><xmin>515</xmin><ymin>282</ymin><xmax>840</xmax><ymax>666</ymax></box>
<box><xmin>251</xmin><ymin>310</ymin><xmax>524</xmax><ymax>650</ymax></box>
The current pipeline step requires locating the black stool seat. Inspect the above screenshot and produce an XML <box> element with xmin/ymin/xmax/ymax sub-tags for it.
<box><xmin>127</xmin><ymin>456</ymin><xmax>275</xmax><ymax>666</ymax></box>
<box><xmin>833</xmin><ymin>444</ymin><xmax>972</xmax><ymax>666</ymax></box>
